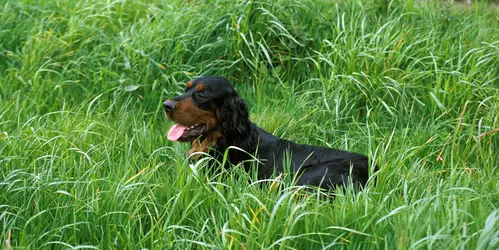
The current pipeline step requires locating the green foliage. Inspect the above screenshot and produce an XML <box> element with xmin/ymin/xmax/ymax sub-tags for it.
<box><xmin>1</xmin><ymin>0</ymin><xmax>498</xmax><ymax>249</ymax></box>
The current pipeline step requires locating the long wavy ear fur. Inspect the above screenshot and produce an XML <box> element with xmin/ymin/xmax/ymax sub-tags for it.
<box><xmin>220</xmin><ymin>92</ymin><xmax>251</xmax><ymax>135</ymax></box>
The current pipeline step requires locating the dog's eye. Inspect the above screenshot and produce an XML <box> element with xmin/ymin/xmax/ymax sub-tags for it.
<box><xmin>196</xmin><ymin>92</ymin><xmax>206</xmax><ymax>99</ymax></box>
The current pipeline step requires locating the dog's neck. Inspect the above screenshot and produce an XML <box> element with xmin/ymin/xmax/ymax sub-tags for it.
<box><xmin>212</xmin><ymin>122</ymin><xmax>259</xmax><ymax>164</ymax></box>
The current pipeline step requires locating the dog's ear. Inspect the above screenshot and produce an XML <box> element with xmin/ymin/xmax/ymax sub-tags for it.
<box><xmin>220</xmin><ymin>92</ymin><xmax>251</xmax><ymax>135</ymax></box>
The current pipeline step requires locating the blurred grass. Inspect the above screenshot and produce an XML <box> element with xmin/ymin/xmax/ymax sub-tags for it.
<box><xmin>1</xmin><ymin>0</ymin><xmax>498</xmax><ymax>249</ymax></box>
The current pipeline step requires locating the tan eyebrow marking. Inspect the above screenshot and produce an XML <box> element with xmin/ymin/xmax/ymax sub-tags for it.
<box><xmin>186</xmin><ymin>80</ymin><xmax>193</xmax><ymax>89</ymax></box>
<box><xmin>196</xmin><ymin>83</ymin><xmax>205</xmax><ymax>92</ymax></box>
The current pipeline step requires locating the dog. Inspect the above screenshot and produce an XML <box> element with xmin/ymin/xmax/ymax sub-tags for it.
<box><xmin>164</xmin><ymin>76</ymin><xmax>373</xmax><ymax>190</ymax></box>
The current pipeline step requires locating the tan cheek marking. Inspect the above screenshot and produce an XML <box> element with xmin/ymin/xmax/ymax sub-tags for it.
<box><xmin>171</xmin><ymin>98</ymin><xmax>203</xmax><ymax>124</ymax></box>
<box><xmin>170</xmin><ymin>99</ymin><xmax>220</xmax><ymax>133</ymax></box>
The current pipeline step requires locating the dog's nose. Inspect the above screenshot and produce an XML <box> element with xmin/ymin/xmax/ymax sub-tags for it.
<box><xmin>163</xmin><ymin>100</ymin><xmax>175</xmax><ymax>113</ymax></box>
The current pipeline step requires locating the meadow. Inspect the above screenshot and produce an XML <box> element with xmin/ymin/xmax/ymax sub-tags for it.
<box><xmin>1</xmin><ymin>0</ymin><xmax>498</xmax><ymax>249</ymax></box>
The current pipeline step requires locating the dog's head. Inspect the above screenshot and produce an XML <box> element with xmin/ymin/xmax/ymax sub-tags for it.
<box><xmin>164</xmin><ymin>76</ymin><xmax>250</xmax><ymax>153</ymax></box>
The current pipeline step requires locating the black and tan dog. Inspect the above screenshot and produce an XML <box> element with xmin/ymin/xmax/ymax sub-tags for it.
<box><xmin>164</xmin><ymin>76</ymin><xmax>374</xmax><ymax>190</ymax></box>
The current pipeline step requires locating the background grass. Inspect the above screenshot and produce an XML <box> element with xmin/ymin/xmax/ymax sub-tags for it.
<box><xmin>1</xmin><ymin>0</ymin><xmax>498</xmax><ymax>249</ymax></box>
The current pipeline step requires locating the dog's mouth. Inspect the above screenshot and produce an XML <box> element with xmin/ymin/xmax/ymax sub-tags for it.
<box><xmin>167</xmin><ymin>123</ymin><xmax>206</xmax><ymax>142</ymax></box>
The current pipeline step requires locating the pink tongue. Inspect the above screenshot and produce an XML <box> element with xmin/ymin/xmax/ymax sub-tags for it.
<box><xmin>168</xmin><ymin>124</ymin><xmax>187</xmax><ymax>141</ymax></box>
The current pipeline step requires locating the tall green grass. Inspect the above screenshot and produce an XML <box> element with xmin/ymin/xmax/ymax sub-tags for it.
<box><xmin>1</xmin><ymin>0</ymin><xmax>498</xmax><ymax>249</ymax></box>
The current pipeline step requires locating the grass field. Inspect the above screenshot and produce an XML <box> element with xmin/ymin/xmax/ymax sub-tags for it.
<box><xmin>1</xmin><ymin>0</ymin><xmax>498</xmax><ymax>249</ymax></box>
